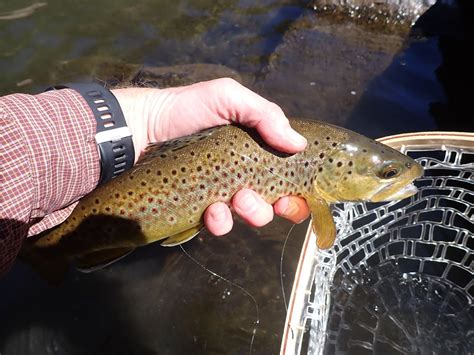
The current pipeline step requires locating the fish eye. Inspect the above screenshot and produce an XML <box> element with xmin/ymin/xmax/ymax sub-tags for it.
<box><xmin>379</xmin><ymin>164</ymin><xmax>401</xmax><ymax>179</ymax></box>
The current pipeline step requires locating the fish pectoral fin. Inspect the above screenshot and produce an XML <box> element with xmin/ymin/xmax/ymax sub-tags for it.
<box><xmin>160</xmin><ymin>225</ymin><xmax>203</xmax><ymax>247</ymax></box>
<box><xmin>307</xmin><ymin>198</ymin><xmax>337</xmax><ymax>249</ymax></box>
<box><xmin>75</xmin><ymin>247</ymin><xmax>135</xmax><ymax>273</ymax></box>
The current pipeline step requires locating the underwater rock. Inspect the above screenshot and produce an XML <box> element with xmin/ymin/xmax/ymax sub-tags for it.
<box><xmin>256</xmin><ymin>13</ymin><xmax>408</xmax><ymax>127</ymax></box>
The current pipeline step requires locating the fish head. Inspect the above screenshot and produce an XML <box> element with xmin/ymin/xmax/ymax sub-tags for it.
<box><xmin>313</xmin><ymin>134</ymin><xmax>423</xmax><ymax>203</ymax></box>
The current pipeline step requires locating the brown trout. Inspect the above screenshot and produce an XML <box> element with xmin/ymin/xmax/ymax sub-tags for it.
<box><xmin>20</xmin><ymin>119</ymin><xmax>423</xmax><ymax>278</ymax></box>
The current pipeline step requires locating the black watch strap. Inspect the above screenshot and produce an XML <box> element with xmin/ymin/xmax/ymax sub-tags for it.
<box><xmin>46</xmin><ymin>83</ymin><xmax>135</xmax><ymax>186</ymax></box>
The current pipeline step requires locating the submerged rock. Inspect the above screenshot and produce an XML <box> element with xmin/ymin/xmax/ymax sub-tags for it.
<box><xmin>256</xmin><ymin>13</ymin><xmax>408</xmax><ymax>127</ymax></box>
<box><xmin>51</xmin><ymin>57</ymin><xmax>242</xmax><ymax>88</ymax></box>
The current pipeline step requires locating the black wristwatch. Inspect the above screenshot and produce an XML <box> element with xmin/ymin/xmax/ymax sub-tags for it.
<box><xmin>46</xmin><ymin>83</ymin><xmax>135</xmax><ymax>186</ymax></box>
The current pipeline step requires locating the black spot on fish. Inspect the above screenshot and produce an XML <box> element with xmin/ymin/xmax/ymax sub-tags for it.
<box><xmin>146</xmin><ymin>169</ymin><xmax>151</xmax><ymax>174</ymax></box>
<box><xmin>348</xmin><ymin>171</ymin><xmax>352</xmax><ymax>175</ymax></box>
<box><xmin>363</xmin><ymin>149</ymin><xmax>367</xmax><ymax>153</ymax></box>
<box><xmin>128</xmin><ymin>191</ymin><xmax>133</xmax><ymax>196</ymax></box>
<box><xmin>163</xmin><ymin>178</ymin><xmax>168</xmax><ymax>183</ymax></box>
<box><xmin>92</xmin><ymin>208</ymin><xmax>97</xmax><ymax>213</ymax></box>
<box><xmin>182</xmin><ymin>178</ymin><xmax>187</xmax><ymax>184</ymax></box>
<box><xmin>197</xmin><ymin>166</ymin><xmax>202</xmax><ymax>172</ymax></box>
<box><xmin>332</xmin><ymin>142</ymin><xmax>337</xmax><ymax>147</ymax></box>
<box><xmin>206</xmin><ymin>153</ymin><xmax>211</xmax><ymax>158</ymax></box>
<box><xmin>337</xmin><ymin>162</ymin><xmax>343</xmax><ymax>167</ymax></box>
<box><xmin>245</xmin><ymin>143</ymin><xmax>250</xmax><ymax>148</ymax></box>
<box><xmin>160</xmin><ymin>154</ymin><xmax>167</xmax><ymax>158</ymax></box>
<box><xmin>115</xmin><ymin>193</ymin><xmax>120</xmax><ymax>198</ymax></box>
<box><xmin>348</xmin><ymin>161</ymin><xmax>353</xmax><ymax>167</ymax></box>
<box><xmin>141</xmin><ymin>181</ymin><xmax>146</xmax><ymax>186</ymax></box>
<box><xmin>173</xmin><ymin>197</ymin><xmax>179</xmax><ymax>201</ymax></box>
<box><xmin>95</xmin><ymin>198</ymin><xmax>100</xmax><ymax>204</ymax></box>
<box><xmin>326</xmin><ymin>136</ymin><xmax>331</xmax><ymax>140</ymax></box>
<box><xmin>270</xmin><ymin>186</ymin><xmax>275</xmax><ymax>191</ymax></box>
<box><xmin>230</xmin><ymin>151</ymin><xmax>235</xmax><ymax>156</ymax></box>
<box><xmin>105</xmin><ymin>207</ymin><xmax>110</xmax><ymax>212</ymax></box>
<box><xmin>181</xmin><ymin>167</ymin><xmax>186</xmax><ymax>173</ymax></box>
<box><xmin>129</xmin><ymin>175</ymin><xmax>134</xmax><ymax>180</ymax></box>
<box><xmin>329</xmin><ymin>158</ymin><xmax>334</xmax><ymax>163</ymax></box>
<box><xmin>304</xmin><ymin>181</ymin><xmax>308</xmax><ymax>186</ymax></box>
<box><xmin>305</xmin><ymin>161</ymin><xmax>309</xmax><ymax>167</ymax></box>
<box><xmin>318</xmin><ymin>167</ymin><xmax>323</xmax><ymax>172</ymax></box>
<box><xmin>314</xmin><ymin>140</ymin><xmax>319</xmax><ymax>145</ymax></box>
<box><xmin>200</xmin><ymin>184</ymin><xmax>205</xmax><ymax>189</ymax></box>
<box><xmin>215</xmin><ymin>165</ymin><xmax>220</xmax><ymax>171</ymax></box>
<box><xmin>157</xmin><ymin>170</ymin><xmax>162</xmax><ymax>176</ymax></box>
<box><xmin>172</xmin><ymin>170</ymin><xmax>177</xmax><ymax>175</ymax></box>
<box><xmin>319</xmin><ymin>153</ymin><xmax>325</xmax><ymax>159</ymax></box>
<box><xmin>253</xmin><ymin>157</ymin><xmax>258</xmax><ymax>162</ymax></box>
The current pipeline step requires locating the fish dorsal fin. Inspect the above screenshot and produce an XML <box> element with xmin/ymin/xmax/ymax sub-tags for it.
<box><xmin>75</xmin><ymin>247</ymin><xmax>135</xmax><ymax>273</ymax></box>
<box><xmin>136</xmin><ymin>126</ymin><xmax>223</xmax><ymax>166</ymax></box>
<box><xmin>160</xmin><ymin>225</ymin><xmax>203</xmax><ymax>247</ymax></box>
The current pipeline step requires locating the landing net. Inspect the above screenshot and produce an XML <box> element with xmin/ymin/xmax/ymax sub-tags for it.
<box><xmin>281</xmin><ymin>132</ymin><xmax>474</xmax><ymax>355</ymax></box>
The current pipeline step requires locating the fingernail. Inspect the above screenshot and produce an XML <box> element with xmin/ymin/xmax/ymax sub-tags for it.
<box><xmin>281</xmin><ymin>198</ymin><xmax>298</xmax><ymax>217</ymax></box>
<box><xmin>288</xmin><ymin>129</ymin><xmax>307</xmax><ymax>147</ymax></box>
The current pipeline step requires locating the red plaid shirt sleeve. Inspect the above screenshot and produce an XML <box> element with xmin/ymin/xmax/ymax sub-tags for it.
<box><xmin>0</xmin><ymin>89</ymin><xmax>101</xmax><ymax>275</ymax></box>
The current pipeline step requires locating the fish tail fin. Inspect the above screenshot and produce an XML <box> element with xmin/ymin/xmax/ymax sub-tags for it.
<box><xmin>18</xmin><ymin>243</ymin><xmax>70</xmax><ymax>285</ymax></box>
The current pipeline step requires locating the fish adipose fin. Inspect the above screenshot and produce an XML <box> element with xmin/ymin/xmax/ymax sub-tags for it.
<box><xmin>307</xmin><ymin>198</ymin><xmax>337</xmax><ymax>249</ymax></box>
<box><xmin>160</xmin><ymin>225</ymin><xmax>203</xmax><ymax>247</ymax></box>
<box><xmin>75</xmin><ymin>247</ymin><xmax>135</xmax><ymax>273</ymax></box>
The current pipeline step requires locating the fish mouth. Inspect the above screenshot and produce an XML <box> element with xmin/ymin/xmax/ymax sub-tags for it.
<box><xmin>372</xmin><ymin>182</ymin><xmax>419</xmax><ymax>202</ymax></box>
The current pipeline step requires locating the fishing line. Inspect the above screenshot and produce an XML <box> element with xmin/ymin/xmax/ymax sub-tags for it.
<box><xmin>279</xmin><ymin>223</ymin><xmax>296</xmax><ymax>315</ymax></box>
<box><xmin>280</xmin><ymin>223</ymin><xmax>297</xmax><ymax>340</ymax></box>
<box><xmin>179</xmin><ymin>244</ymin><xmax>260</xmax><ymax>355</ymax></box>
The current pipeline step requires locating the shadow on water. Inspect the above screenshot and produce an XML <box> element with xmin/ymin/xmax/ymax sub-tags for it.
<box><xmin>345</xmin><ymin>0</ymin><xmax>473</xmax><ymax>138</ymax></box>
<box><xmin>1</xmin><ymin>217</ymin><xmax>308</xmax><ymax>355</ymax></box>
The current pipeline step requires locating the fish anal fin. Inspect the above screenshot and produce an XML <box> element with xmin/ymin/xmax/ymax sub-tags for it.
<box><xmin>307</xmin><ymin>198</ymin><xmax>337</xmax><ymax>249</ymax></box>
<box><xmin>75</xmin><ymin>247</ymin><xmax>135</xmax><ymax>273</ymax></box>
<box><xmin>160</xmin><ymin>226</ymin><xmax>203</xmax><ymax>247</ymax></box>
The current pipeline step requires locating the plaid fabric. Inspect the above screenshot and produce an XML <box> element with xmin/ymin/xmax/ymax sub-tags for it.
<box><xmin>0</xmin><ymin>89</ymin><xmax>101</xmax><ymax>275</ymax></box>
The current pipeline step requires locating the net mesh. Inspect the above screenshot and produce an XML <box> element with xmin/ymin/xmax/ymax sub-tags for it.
<box><xmin>305</xmin><ymin>146</ymin><xmax>473</xmax><ymax>354</ymax></box>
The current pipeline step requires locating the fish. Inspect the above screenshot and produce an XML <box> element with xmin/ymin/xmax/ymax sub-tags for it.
<box><xmin>20</xmin><ymin>118</ymin><xmax>423</xmax><ymax>281</ymax></box>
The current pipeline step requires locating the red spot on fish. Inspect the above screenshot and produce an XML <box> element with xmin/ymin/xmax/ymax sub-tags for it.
<box><xmin>148</xmin><ymin>197</ymin><xmax>154</xmax><ymax>203</ymax></box>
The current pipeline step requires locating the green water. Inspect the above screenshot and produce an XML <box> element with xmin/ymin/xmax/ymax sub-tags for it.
<box><xmin>0</xmin><ymin>0</ymin><xmax>301</xmax><ymax>93</ymax></box>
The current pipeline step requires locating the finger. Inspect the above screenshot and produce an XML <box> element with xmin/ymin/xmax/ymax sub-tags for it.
<box><xmin>204</xmin><ymin>202</ymin><xmax>233</xmax><ymax>236</ymax></box>
<box><xmin>274</xmin><ymin>196</ymin><xmax>310</xmax><ymax>224</ymax></box>
<box><xmin>232</xmin><ymin>189</ymin><xmax>274</xmax><ymax>227</ymax></box>
<box><xmin>211</xmin><ymin>78</ymin><xmax>307</xmax><ymax>153</ymax></box>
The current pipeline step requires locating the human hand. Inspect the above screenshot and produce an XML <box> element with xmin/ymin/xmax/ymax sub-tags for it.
<box><xmin>112</xmin><ymin>78</ymin><xmax>310</xmax><ymax>235</ymax></box>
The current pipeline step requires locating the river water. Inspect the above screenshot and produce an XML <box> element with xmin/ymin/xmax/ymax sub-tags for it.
<box><xmin>0</xmin><ymin>0</ymin><xmax>471</xmax><ymax>354</ymax></box>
